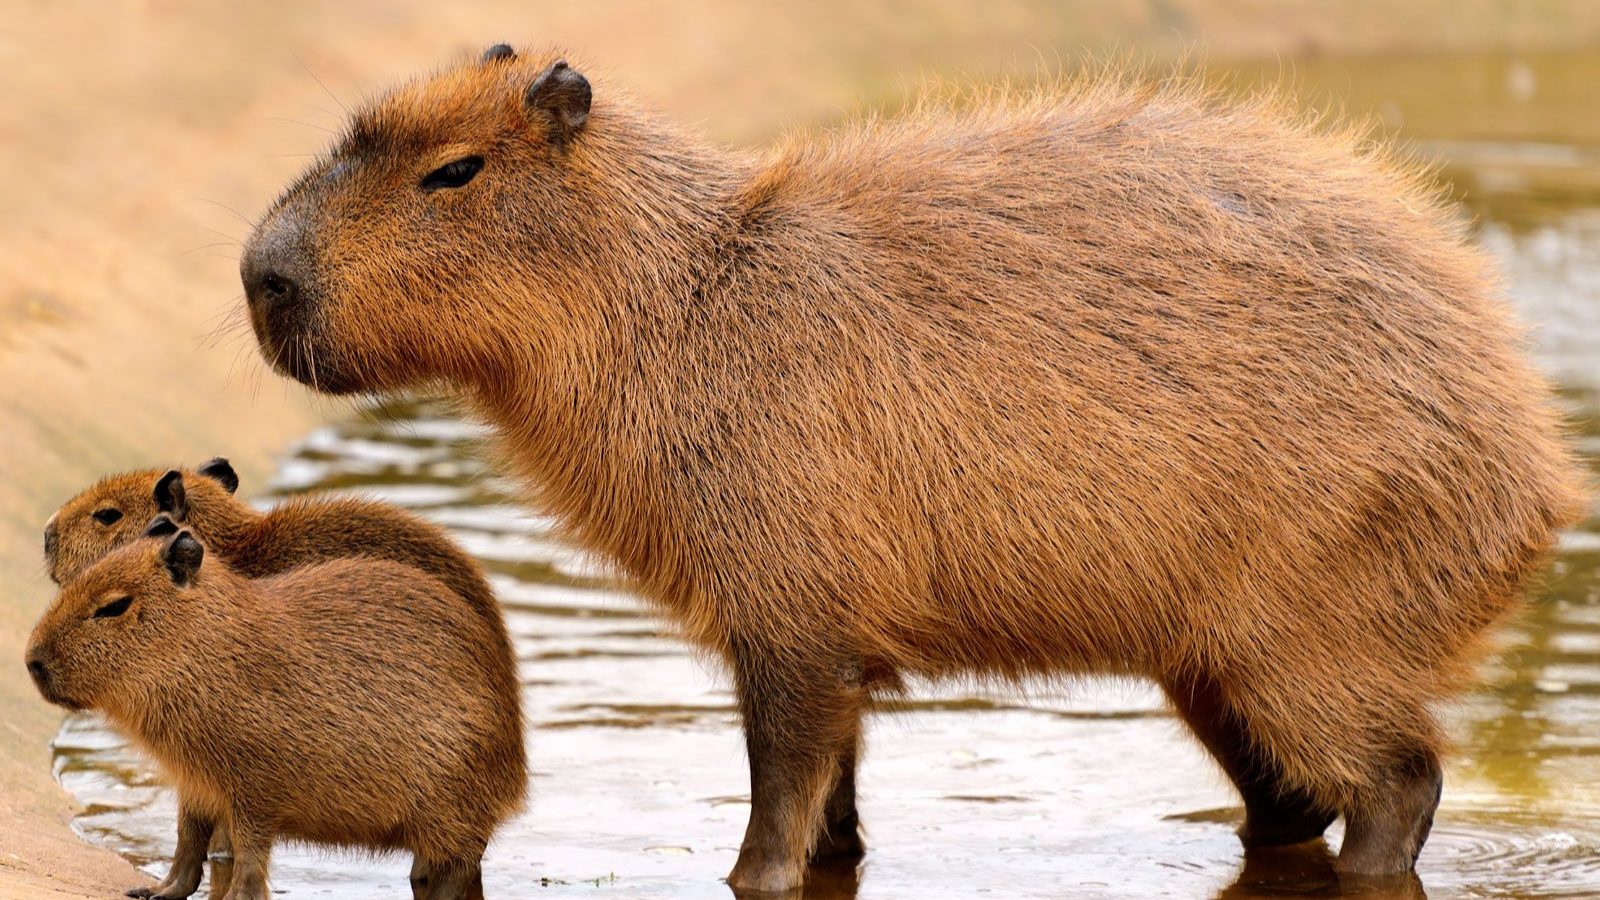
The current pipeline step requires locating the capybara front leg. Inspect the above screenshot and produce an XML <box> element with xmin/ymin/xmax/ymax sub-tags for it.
<box><xmin>727</xmin><ymin>646</ymin><xmax>864</xmax><ymax>894</ymax></box>
<box><xmin>127</xmin><ymin>800</ymin><xmax>213</xmax><ymax>899</ymax></box>
<box><xmin>217</xmin><ymin>813</ymin><xmax>271</xmax><ymax>900</ymax></box>
<box><xmin>809</xmin><ymin>739</ymin><xmax>865</xmax><ymax>863</ymax></box>
<box><xmin>1162</xmin><ymin>672</ymin><xmax>1335</xmax><ymax>847</ymax></box>
<box><xmin>1336</xmin><ymin>751</ymin><xmax>1443</xmax><ymax>876</ymax></box>
<box><xmin>420</xmin><ymin>856</ymin><xmax>484</xmax><ymax>900</ymax></box>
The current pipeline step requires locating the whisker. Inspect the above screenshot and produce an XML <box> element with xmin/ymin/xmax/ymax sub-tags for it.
<box><xmin>296</xmin><ymin>53</ymin><xmax>351</xmax><ymax>117</ymax></box>
<box><xmin>194</xmin><ymin>198</ymin><xmax>257</xmax><ymax>230</ymax></box>
<box><xmin>265</xmin><ymin>116</ymin><xmax>336</xmax><ymax>135</ymax></box>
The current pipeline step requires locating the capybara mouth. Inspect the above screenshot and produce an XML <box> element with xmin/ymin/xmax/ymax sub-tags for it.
<box><xmin>250</xmin><ymin>317</ymin><xmax>363</xmax><ymax>396</ymax></box>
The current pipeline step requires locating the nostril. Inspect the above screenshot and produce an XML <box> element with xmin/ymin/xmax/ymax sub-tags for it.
<box><xmin>27</xmin><ymin>658</ymin><xmax>47</xmax><ymax>683</ymax></box>
<box><xmin>261</xmin><ymin>271</ymin><xmax>293</xmax><ymax>300</ymax></box>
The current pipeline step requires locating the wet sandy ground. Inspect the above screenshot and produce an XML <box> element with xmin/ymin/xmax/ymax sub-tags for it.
<box><xmin>52</xmin><ymin>52</ymin><xmax>1600</xmax><ymax>896</ymax></box>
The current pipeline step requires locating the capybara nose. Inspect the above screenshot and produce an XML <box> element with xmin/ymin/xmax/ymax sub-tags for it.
<box><xmin>26</xmin><ymin>655</ymin><xmax>49</xmax><ymax>690</ymax></box>
<box><xmin>242</xmin><ymin>210</ymin><xmax>315</xmax><ymax>319</ymax></box>
<box><xmin>251</xmin><ymin>269</ymin><xmax>299</xmax><ymax>309</ymax></box>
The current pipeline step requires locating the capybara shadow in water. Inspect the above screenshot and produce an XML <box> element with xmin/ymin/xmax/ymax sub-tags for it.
<box><xmin>25</xmin><ymin>524</ymin><xmax>525</xmax><ymax>900</ymax></box>
<box><xmin>239</xmin><ymin>45</ymin><xmax>1587</xmax><ymax>892</ymax></box>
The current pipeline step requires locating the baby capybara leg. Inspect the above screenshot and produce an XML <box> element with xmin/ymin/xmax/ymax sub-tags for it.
<box><xmin>809</xmin><ymin>736</ymin><xmax>866</xmax><ymax>863</ymax></box>
<box><xmin>127</xmin><ymin>801</ymin><xmax>213</xmax><ymax>899</ymax></box>
<box><xmin>1161</xmin><ymin>672</ymin><xmax>1335</xmax><ymax>847</ymax></box>
<box><xmin>1336</xmin><ymin>750</ymin><xmax>1443</xmax><ymax>876</ymax></box>
<box><xmin>726</xmin><ymin>645</ymin><xmax>866</xmax><ymax>893</ymax></box>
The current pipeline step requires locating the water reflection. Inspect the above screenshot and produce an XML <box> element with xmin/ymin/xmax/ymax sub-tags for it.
<box><xmin>53</xmin><ymin>52</ymin><xmax>1600</xmax><ymax>899</ymax></box>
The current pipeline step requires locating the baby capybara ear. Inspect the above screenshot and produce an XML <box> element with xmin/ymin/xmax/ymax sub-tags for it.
<box><xmin>163</xmin><ymin>531</ymin><xmax>204</xmax><ymax>587</ymax></box>
<box><xmin>152</xmin><ymin>469</ymin><xmax>188</xmax><ymax>519</ymax></box>
<box><xmin>196</xmin><ymin>457</ymin><xmax>240</xmax><ymax>494</ymax></box>
<box><xmin>526</xmin><ymin>60</ymin><xmax>591</xmax><ymax>142</ymax></box>
<box><xmin>143</xmin><ymin>515</ymin><xmax>179</xmax><ymax>539</ymax></box>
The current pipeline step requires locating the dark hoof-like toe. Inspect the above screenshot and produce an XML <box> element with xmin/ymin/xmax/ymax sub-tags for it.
<box><xmin>126</xmin><ymin>889</ymin><xmax>155</xmax><ymax>899</ymax></box>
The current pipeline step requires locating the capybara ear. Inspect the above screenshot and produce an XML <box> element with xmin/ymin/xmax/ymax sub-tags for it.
<box><xmin>482</xmin><ymin>43</ymin><xmax>516</xmax><ymax>63</ymax></box>
<box><xmin>143</xmin><ymin>515</ymin><xmax>179</xmax><ymax>539</ymax></box>
<box><xmin>153</xmin><ymin>470</ymin><xmax>189</xmax><ymax>519</ymax></box>
<box><xmin>163</xmin><ymin>531</ymin><xmax>204</xmax><ymax>586</ymax></box>
<box><xmin>525</xmin><ymin>60</ymin><xmax>591</xmax><ymax>141</ymax></box>
<box><xmin>197</xmin><ymin>457</ymin><xmax>240</xmax><ymax>494</ymax></box>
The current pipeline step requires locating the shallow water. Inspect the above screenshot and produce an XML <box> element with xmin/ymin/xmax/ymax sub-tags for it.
<box><xmin>54</xmin><ymin>53</ymin><xmax>1600</xmax><ymax>899</ymax></box>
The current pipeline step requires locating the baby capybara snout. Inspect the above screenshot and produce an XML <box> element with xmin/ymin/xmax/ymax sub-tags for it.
<box><xmin>28</xmin><ymin>523</ymin><xmax>525</xmax><ymax>900</ymax></box>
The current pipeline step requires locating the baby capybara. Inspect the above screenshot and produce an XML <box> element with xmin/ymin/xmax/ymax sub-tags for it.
<box><xmin>45</xmin><ymin>458</ymin><xmax>505</xmax><ymax>642</ymax></box>
<box><xmin>239</xmin><ymin>47</ymin><xmax>1586</xmax><ymax>891</ymax></box>
<box><xmin>45</xmin><ymin>460</ymin><xmax>518</xmax><ymax>895</ymax></box>
<box><xmin>25</xmin><ymin>524</ymin><xmax>525</xmax><ymax>900</ymax></box>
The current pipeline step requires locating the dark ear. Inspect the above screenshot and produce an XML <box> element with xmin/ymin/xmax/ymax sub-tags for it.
<box><xmin>482</xmin><ymin>43</ymin><xmax>516</xmax><ymax>63</ymax></box>
<box><xmin>164</xmin><ymin>531</ymin><xmax>204</xmax><ymax>586</ymax></box>
<box><xmin>143</xmin><ymin>515</ymin><xmax>179</xmax><ymax>538</ymax></box>
<box><xmin>525</xmin><ymin>60</ymin><xmax>591</xmax><ymax>143</ymax></box>
<box><xmin>197</xmin><ymin>457</ymin><xmax>239</xmax><ymax>494</ymax></box>
<box><xmin>153</xmin><ymin>470</ymin><xmax>189</xmax><ymax>519</ymax></box>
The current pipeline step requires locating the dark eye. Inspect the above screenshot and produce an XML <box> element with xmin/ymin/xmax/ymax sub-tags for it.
<box><xmin>93</xmin><ymin>596</ymin><xmax>132</xmax><ymax>619</ymax></box>
<box><xmin>92</xmin><ymin>508</ymin><xmax>123</xmax><ymax>526</ymax></box>
<box><xmin>420</xmin><ymin>156</ymin><xmax>483</xmax><ymax>192</ymax></box>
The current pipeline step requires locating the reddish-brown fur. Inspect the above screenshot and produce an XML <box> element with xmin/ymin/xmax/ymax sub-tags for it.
<box><xmin>45</xmin><ymin>462</ymin><xmax>518</xmax><ymax>897</ymax></box>
<box><xmin>25</xmin><ymin>530</ymin><xmax>525</xmax><ymax>900</ymax></box>
<box><xmin>240</xmin><ymin>48</ymin><xmax>1587</xmax><ymax>891</ymax></box>
<box><xmin>44</xmin><ymin>462</ymin><xmax>509</xmax><ymax>650</ymax></box>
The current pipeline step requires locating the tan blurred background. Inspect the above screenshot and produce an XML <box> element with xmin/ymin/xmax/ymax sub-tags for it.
<box><xmin>2</xmin><ymin>1</ymin><xmax>1598</xmax><ymax>894</ymax></box>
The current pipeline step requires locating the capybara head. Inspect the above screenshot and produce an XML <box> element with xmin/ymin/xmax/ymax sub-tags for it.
<box><xmin>26</xmin><ymin>522</ymin><xmax>205</xmax><ymax>711</ymax></box>
<box><xmin>241</xmin><ymin>45</ymin><xmax>608</xmax><ymax>395</ymax></box>
<box><xmin>45</xmin><ymin>458</ymin><xmax>239</xmax><ymax>585</ymax></box>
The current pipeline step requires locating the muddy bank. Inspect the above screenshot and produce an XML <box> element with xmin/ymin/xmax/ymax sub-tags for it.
<box><xmin>3</xmin><ymin>1</ymin><xmax>1599</xmax><ymax>896</ymax></box>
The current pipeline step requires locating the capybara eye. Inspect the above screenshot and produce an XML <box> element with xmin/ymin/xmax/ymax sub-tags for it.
<box><xmin>92</xmin><ymin>596</ymin><xmax>132</xmax><ymax>620</ymax></box>
<box><xmin>420</xmin><ymin>156</ymin><xmax>484</xmax><ymax>192</ymax></box>
<box><xmin>92</xmin><ymin>508</ymin><xmax>123</xmax><ymax>526</ymax></box>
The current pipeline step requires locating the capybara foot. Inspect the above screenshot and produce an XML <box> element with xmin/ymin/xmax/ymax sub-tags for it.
<box><xmin>1335</xmin><ymin>755</ymin><xmax>1443</xmax><ymax>876</ymax></box>
<box><xmin>809</xmin><ymin>809</ymin><xmax>866</xmax><ymax>863</ymax></box>
<box><xmin>1238</xmin><ymin>789</ymin><xmax>1338</xmax><ymax>848</ymax></box>
<box><xmin>419</xmin><ymin>857</ymin><xmax>483</xmax><ymax>900</ymax></box>
<box><xmin>727</xmin><ymin>853</ymin><xmax>806</xmax><ymax>894</ymax></box>
<box><xmin>123</xmin><ymin>864</ymin><xmax>200</xmax><ymax>890</ymax></box>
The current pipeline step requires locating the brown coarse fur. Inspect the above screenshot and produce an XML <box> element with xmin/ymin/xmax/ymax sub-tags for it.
<box><xmin>25</xmin><ymin>530</ymin><xmax>525</xmax><ymax>900</ymax></box>
<box><xmin>44</xmin><ymin>461</ymin><xmax>511</xmax><ymax>658</ymax></box>
<box><xmin>240</xmin><ymin>47</ymin><xmax>1588</xmax><ymax>891</ymax></box>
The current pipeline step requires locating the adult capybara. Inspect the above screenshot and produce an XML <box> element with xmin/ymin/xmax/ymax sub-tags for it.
<box><xmin>25</xmin><ymin>522</ymin><xmax>525</xmax><ymax>900</ymax></box>
<box><xmin>238</xmin><ymin>46</ymin><xmax>1586</xmax><ymax>891</ymax></box>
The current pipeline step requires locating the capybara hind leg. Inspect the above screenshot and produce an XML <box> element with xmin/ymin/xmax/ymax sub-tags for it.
<box><xmin>127</xmin><ymin>801</ymin><xmax>213</xmax><ymax>899</ymax></box>
<box><xmin>727</xmin><ymin>646</ymin><xmax>865</xmax><ymax>893</ymax></box>
<box><xmin>1162</xmin><ymin>672</ymin><xmax>1335</xmax><ymax>847</ymax></box>
<box><xmin>1336</xmin><ymin>751</ymin><xmax>1443</xmax><ymax>876</ymax></box>
<box><xmin>420</xmin><ymin>856</ymin><xmax>483</xmax><ymax>900</ymax></box>
<box><xmin>217</xmin><ymin>813</ymin><xmax>271</xmax><ymax>900</ymax></box>
<box><xmin>810</xmin><ymin>736</ymin><xmax>865</xmax><ymax>863</ymax></box>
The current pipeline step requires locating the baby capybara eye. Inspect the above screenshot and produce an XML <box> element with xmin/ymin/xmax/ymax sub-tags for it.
<box><xmin>91</xmin><ymin>508</ymin><xmax>123</xmax><ymax>526</ymax></box>
<box><xmin>92</xmin><ymin>596</ymin><xmax>132</xmax><ymax>619</ymax></box>
<box><xmin>420</xmin><ymin>156</ymin><xmax>484</xmax><ymax>192</ymax></box>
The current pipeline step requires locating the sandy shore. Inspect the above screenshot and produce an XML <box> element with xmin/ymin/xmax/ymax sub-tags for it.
<box><xmin>3</xmin><ymin>2</ymin><xmax>1597</xmax><ymax>895</ymax></box>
